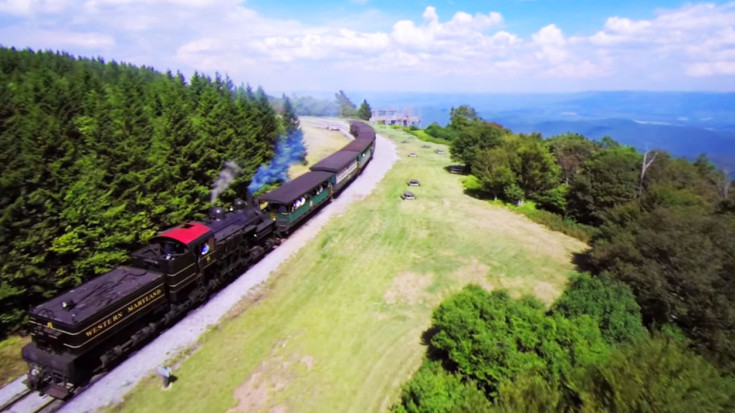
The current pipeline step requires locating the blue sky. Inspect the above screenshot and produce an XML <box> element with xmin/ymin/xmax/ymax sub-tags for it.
<box><xmin>246</xmin><ymin>0</ymin><xmax>690</xmax><ymax>36</ymax></box>
<box><xmin>1</xmin><ymin>0</ymin><xmax>734</xmax><ymax>93</ymax></box>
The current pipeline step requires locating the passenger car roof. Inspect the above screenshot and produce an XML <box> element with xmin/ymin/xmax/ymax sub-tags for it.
<box><xmin>340</xmin><ymin>138</ymin><xmax>373</xmax><ymax>153</ymax></box>
<box><xmin>258</xmin><ymin>171</ymin><xmax>333</xmax><ymax>204</ymax></box>
<box><xmin>310</xmin><ymin>151</ymin><xmax>359</xmax><ymax>173</ymax></box>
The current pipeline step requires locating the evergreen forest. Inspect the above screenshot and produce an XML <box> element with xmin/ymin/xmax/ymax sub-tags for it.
<box><xmin>0</xmin><ymin>48</ymin><xmax>286</xmax><ymax>334</ymax></box>
<box><xmin>394</xmin><ymin>107</ymin><xmax>735</xmax><ymax>412</ymax></box>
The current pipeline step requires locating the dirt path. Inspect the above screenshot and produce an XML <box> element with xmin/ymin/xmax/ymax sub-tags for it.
<box><xmin>60</xmin><ymin>126</ymin><xmax>398</xmax><ymax>413</ymax></box>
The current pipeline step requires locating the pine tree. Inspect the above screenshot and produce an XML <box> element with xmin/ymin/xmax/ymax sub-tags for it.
<box><xmin>335</xmin><ymin>90</ymin><xmax>357</xmax><ymax>117</ymax></box>
<box><xmin>282</xmin><ymin>94</ymin><xmax>300</xmax><ymax>135</ymax></box>
<box><xmin>281</xmin><ymin>95</ymin><xmax>307</xmax><ymax>163</ymax></box>
<box><xmin>357</xmin><ymin>99</ymin><xmax>372</xmax><ymax>121</ymax></box>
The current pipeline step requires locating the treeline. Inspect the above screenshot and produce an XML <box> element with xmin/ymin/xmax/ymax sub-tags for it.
<box><xmin>270</xmin><ymin>90</ymin><xmax>372</xmax><ymax>120</ymax></box>
<box><xmin>270</xmin><ymin>94</ymin><xmax>339</xmax><ymax>117</ymax></box>
<box><xmin>394</xmin><ymin>105</ymin><xmax>735</xmax><ymax>411</ymax></box>
<box><xmin>396</xmin><ymin>281</ymin><xmax>735</xmax><ymax>412</ymax></box>
<box><xmin>0</xmin><ymin>48</ymin><xmax>284</xmax><ymax>334</ymax></box>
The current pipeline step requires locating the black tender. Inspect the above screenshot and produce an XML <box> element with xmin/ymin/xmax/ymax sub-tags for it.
<box><xmin>30</xmin><ymin>267</ymin><xmax>162</xmax><ymax>331</ymax></box>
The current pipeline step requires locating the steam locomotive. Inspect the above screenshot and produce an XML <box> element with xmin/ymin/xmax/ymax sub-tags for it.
<box><xmin>21</xmin><ymin>121</ymin><xmax>376</xmax><ymax>399</ymax></box>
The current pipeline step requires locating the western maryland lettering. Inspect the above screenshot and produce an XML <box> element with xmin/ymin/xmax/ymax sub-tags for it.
<box><xmin>84</xmin><ymin>311</ymin><xmax>124</xmax><ymax>338</ymax></box>
<box><xmin>84</xmin><ymin>288</ymin><xmax>164</xmax><ymax>339</ymax></box>
<box><xmin>126</xmin><ymin>288</ymin><xmax>163</xmax><ymax>313</ymax></box>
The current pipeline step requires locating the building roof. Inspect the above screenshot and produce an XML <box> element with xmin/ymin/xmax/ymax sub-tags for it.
<box><xmin>258</xmin><ymin>171</ymin><xmax>333</xmax><ymax>204</ymax></box>
<box><xmin>310</xmin><ymin>151</ymin><xmax>360</xmax><ymax>173</ymax></box>
<box><xmin>156</xmin><ymin>222</ymin><xmax>212</xmax><ymax>245</ymax></box>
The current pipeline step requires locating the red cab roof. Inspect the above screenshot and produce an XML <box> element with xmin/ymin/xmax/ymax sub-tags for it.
<box><xmin>156</xmin><ymin>222</ymin><xmax>212</xmax><ymax>245</ymax></box>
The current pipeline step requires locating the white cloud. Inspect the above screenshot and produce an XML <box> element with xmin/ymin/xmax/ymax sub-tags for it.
<box><xmin>686</xmin><ymin>61</ymin><xmax>735</xmax><ymax>76</ymax></box>
<box><xmin>0</xmin><ymin>0</ymin><xmax>32</xmax><ymax>15</ymax></box>
<box><xmin>589</xmin><ymin>2</ymin><xmax>735</xmax><ymax>52</ymax></box>
<box><xmin>580</xmin><ymin>2</ymin><xmax>735</xmax><ymax>87</ymax></box>
<box><xmin>85</xmin><ymin>0</ymin><xmax>217</xmax><ymax>6</ymax></box>
<box><xmin>0</xmin><ymin>0</ymin><xmax>72</xmax><ymax>15</ymax></box>
<box><xmin>1</xmin><ymin>1</ymin><xmax>733</xmax><ymax>92</ymax></box>
<box><xmin>391</xmin><ymin>19</ymin><xmax>434</xmax><ymax>49</ymax></box>
<box><xmin>390</xmin><ymin>6</ymin><xmax>503</xmax><ymax>52</ymax></box>
<box><xmin>49</xmin><ymin>31</ymin><xmax>114</xmax><ymax>47</ymax></box>
<box><xmin>533</xmin><ymin>24</ymin><xmax>568</xmax><ymax>64</ymax></box>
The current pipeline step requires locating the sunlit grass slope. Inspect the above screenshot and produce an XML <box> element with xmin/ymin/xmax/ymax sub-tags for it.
<box><xmin>0</xmin><ymin>336</ymin><xmax>29</xmax><ymax>384</ymax></box>
<box><xmin>115</xmin><ymin>123</ymin><xmax>586</xmax><ymax>413</ymax></box>
<box><xmin>288</xmin><ymin>117</ymin><xmax>350</xmax><ymax>179</ymax></box>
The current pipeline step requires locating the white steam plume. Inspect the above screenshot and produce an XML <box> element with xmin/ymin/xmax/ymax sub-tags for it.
<box><xmin>210</xmin><ymin>160</ymin><xmax>242</xmax><ymax>204</ymax></box>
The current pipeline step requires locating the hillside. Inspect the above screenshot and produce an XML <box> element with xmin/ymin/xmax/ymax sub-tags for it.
<box><xmin>114</xmin><ymin>124</ymin><xmax>586</xmax><ymax>412</ymax></box>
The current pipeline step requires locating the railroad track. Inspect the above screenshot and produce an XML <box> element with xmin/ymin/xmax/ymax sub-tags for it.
<box><xmin>0</xmin><ymin>376</ymin><xmax>62</xmax><ymax>413</ymax></box>
<box><xmin>1</xmin><ymin>392</ymin><xmax>62</xmax><ymax>413</ymax></box>
<box><xmin>1</xmin><ymin>372</ymin><xmax>110</xmax><ymax>413</ymax></box>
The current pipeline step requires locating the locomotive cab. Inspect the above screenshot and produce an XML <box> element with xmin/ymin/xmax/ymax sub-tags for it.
<box><xmin>131</xmin><ymin>222</ymin><xmax>216</xmax><ymax>303</ymax></box>
<box><xmin>132</xmin><ymin>224</ymin><xmax>214</xmax><ymax>273</ymax></box>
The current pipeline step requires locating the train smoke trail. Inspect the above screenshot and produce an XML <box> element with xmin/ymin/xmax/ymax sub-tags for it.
<box><xmin>248</xmin><ymin>130</ymin><xmax>307</xmax><ymax>194</ymax></box>
<box><xmin>211</xmin><ymin>160</ymin><xmax>242</xmax><ymax>204</ymax></box>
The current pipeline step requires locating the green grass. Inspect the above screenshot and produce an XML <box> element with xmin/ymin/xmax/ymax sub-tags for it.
<box><xmin>0</xmin><ymin>336</ymin><xmax>29</xmax><ymax>385</ymax></box>
<box><xmin>462</xmin><ymin>175</ymin><xmax>598</xmax><ymax>243</ymax></box>
<box><xmin>499</xmin><ymin>201</ymin><xmax>599</xmax><ymax>243</ymax></box>
<box><xmin>386</xmin><ymin>124</ymin><xmax>451</xmax><ymax>146</ymax></box>
<box><xmin>115</xmin><ymin>124</ymin><xmax>587</xmax><ymax>413</ymax></box>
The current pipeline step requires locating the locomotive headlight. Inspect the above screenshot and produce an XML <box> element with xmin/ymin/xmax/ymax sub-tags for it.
<box><xmin>28</xmin><ymin>363</ymin><xmax>42</xmax><ymax>378</ymax></box>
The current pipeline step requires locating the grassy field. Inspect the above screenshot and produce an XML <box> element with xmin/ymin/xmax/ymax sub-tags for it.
<box><xmin>0</xmin><ymin>335</ymin><xmax>30</xmax><ymax>384</ymax></box>
<box><xmin>114</xmin><ymin>123</ymin><xmax>586</xmax><ymax>413</ymax></box>
<box><xmin>288</xmin><ymin>117</ymin><xmax>350</xmax><ymax>179</ymax></box>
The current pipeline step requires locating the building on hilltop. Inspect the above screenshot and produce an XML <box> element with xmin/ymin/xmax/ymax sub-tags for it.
<box><xmin>370</xmin><ymin>109</ymin><xmax>420</xmax><ymax>127</ymax></box>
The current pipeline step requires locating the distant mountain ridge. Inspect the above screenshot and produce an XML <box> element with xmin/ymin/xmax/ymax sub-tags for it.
<box><xmin>348</xmin><ymin>91</ymin><xmax>735</xmax><ymax>175</ymax></box>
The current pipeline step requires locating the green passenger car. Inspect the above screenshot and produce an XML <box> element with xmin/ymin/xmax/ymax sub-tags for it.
<box><xmin>310</xmin><ymin>151</ymin><xmax>361</xmax><ymax>194</ymax></box>
<box><xmin>258</xmin><ymin>171</ymin><xmax>334</xmax><ymax>234</ymax></box>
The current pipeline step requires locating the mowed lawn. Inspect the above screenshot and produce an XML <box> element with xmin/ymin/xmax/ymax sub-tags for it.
<box><xmin>115</xmin><ymin>124</ymin><xmax>587</xmax><ymax>413</ymax></box>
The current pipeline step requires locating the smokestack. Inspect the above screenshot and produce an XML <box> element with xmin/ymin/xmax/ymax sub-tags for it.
<box><xmin>209</xmin><ymin>206</ymin><xmax>226</xmax><ymax>220</ymax></box>
<box><xmin>232</xmin><ymin>198</ymin><xmax>247</xmax><ymax>212</ymax></box>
